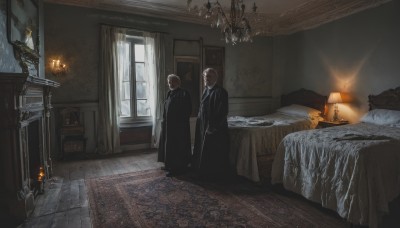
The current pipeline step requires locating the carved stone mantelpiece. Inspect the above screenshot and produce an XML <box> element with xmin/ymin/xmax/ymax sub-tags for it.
<box><xmin>0</xmin><ymin>73</ymin><xmax>59</xmax><ymax>225</ymax></box>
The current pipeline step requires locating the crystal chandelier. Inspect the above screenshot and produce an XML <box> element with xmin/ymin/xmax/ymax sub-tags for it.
<box><xmin>187</xmin><ymin>0</ymin><xmax>258</xmax><ymax>44</ymax></box>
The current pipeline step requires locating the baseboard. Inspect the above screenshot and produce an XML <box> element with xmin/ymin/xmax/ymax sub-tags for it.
<box><xmin>120</xmin><ymin>143</ymin><xmax>151</xmax><ymax>151</ymax></box>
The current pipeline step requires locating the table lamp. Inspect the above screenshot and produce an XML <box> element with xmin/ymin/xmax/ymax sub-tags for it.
<box><xmin>328</xmin><ymin>92</ymin><xmax>342</xmax><ymax>122</ymax></box>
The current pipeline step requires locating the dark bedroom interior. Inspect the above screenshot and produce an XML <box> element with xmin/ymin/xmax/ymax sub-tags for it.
<box><xmin>1</xmin><ymin>0</ymin><xmax>400</xmax><ymax>227</ymax></box>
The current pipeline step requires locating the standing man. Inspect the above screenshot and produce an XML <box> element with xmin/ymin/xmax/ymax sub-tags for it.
<box><xmin>192</xmin><ymin>68</ymin><xmax>230</xmax><ymax>179</ymax></box>
<box><xmin>158</xmin><ymin>74</ymin><xmax>192</xmax><ymax>177</ymax></box>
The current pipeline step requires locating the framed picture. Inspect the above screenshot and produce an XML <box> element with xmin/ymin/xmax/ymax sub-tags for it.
<box><xmin>7</xmin><ymin>0</ymin><xmax>39</xmax><ymax>48</ymax></box>
<box><xmin>174</xmin><ymin>56</ymin><xmax>201</xmax><ymax>117</ymax></box>
<box><xmin>7</xmin><ymin>0</ymin><xmax>40</xmax><ymax>75</ymax></box>
<box><xmin>203</xmin><ymin>46</ymin><xmax>225</xmax><ymax>92</ymax></box>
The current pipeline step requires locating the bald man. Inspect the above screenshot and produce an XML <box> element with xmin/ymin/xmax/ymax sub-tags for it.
<box><xmin>158</xmin><ymin>74</ymin><xmax>192</xmax><ymax>177</ymax></box>
<box><xmin>192</xmin><ymin>68</ymin><xmax>230</xmax><ymax>179</ymax></box>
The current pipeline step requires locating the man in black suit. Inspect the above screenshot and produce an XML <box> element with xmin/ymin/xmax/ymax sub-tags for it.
<box><xmin>192</xmin><ymin>68</ymin><xmax>230</xmax><ymax>179</ymax></box>
<box><xmin>158</xmin><ymin>74</ymin><xmax>192</xmax><ymax>177</ymax></box>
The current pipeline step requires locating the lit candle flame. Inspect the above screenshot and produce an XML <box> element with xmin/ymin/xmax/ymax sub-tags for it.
<box><xmin>38</xmin><ymin>167</ymin><xmax>45</xmax><ymax>181</ymax></box>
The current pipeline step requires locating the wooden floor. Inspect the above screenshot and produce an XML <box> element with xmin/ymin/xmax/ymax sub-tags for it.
<box><xmin>19</xmin><ymin>150</ymin><xmax>162</xmax><ymax>228</ymax></box>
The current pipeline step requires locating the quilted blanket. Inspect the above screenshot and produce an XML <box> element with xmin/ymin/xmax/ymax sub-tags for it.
<box><xmin>271</xmin><ymin>123</ymin><xmax>400</xmax><ymax>227</ymax></box>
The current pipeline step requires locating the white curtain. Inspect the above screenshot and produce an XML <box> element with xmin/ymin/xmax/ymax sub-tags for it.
<box><xmin>143</xmin><ymin>32</ymin><xmax>166</xmax><ymax>148</ymax></box>
<box><xmin>98</xmin><ymin>25</ymin><xmax>126</xmax><ymax>154</ymax></box>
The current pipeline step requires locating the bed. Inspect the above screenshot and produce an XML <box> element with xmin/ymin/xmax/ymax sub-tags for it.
<box><xmin>228</xmin><ymin>89</ymin><xmax>327</xmax><ymax>182</ymax></box>
<box><xmin>271</xmin><ymin>87</ymin><xmax>400</xmax><ymax>227</ymax></box>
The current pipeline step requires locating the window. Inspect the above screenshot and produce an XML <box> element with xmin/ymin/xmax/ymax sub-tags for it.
<box><xmin>119</xmin><ymin>35</ymin><xmax>152</xmax><ymax>123</ymax></box>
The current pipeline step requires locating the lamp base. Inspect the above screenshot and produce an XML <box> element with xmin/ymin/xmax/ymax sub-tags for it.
<box><xmin>332</xmin><ymin>107</ymin><xmax>339</xmax><ymax>122</ymax></box>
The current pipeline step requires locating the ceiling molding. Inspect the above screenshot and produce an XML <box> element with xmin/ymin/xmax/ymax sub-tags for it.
<box><xmin>44</xmin><ymin>0</ymin><xmax>391</xmax><ymax>36</ymax></box>
<box><xmin>266</xmin><ymin>0</ymin><xmax>392</xmax><ymax>35</ymax></box>
<box><xmin>44</xmin><ymin>0</ymin><xmax>208</xmax><ymax>25</ymax></box>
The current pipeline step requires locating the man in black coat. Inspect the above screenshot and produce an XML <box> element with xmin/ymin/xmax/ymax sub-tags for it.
<box><xmin>192</xmin><ymin>68</ymin><xmax>230</xmax><ymax>179</ymax></box>
<box><xmin>158</xmin><ymin>74</ymin><xmax>192</xmax><ymax>177</ymax></box>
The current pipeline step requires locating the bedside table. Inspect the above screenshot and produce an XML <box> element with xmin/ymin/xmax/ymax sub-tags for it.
<box><xmin>317</xmin><ymin>120</ymin><xmax>349</xmax><ymax>128</ymax></box>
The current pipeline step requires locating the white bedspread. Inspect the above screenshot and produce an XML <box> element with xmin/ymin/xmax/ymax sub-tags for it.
<box><xmin>228</xmin><ymin>113</ymin><xmax>319</xmax><ymax>182</ymax></box>
<box><xmin>271</xmin><ymin>123</ymin><xmax>400</xmax><ymax>227</ymax></box>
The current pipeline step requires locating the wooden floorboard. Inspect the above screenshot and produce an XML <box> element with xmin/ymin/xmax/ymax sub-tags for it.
<box><xmin>70</xmin><ymin>180</ymin><xmax>81</xmax><ymax>209</ymax></box>
<box><xmin>79</xmin><ymin>179</ymin><xmax>88</xmax><ymax>207</ymax></box>
<box><xmin>56</xmin><ymin>179</ymin><xmax>71</xmax><ymax>212</ymax></box>
<box><xmin>19</xmin><ymin>150</ymin><xmax>161</xmax><ymax>228</ymax></box>
<box><xmin>39</xmin><ymin>181</ymin><xmax>61</xmax><ymax>216</ymax></box>
<box><xmin>50</xmin><ymin>211</ymin><xmax>68</xmax><ymax>228</ymax></box>
<box><xmin>67</xmin><ymin>207</ymin><xmax>82</xmax><ymax>227</ymax></box>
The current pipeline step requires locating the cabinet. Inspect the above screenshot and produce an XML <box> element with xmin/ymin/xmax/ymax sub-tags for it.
<box><xmin>59</xmin><ymin>107</ymin><xmax>86</xmax><ymax>158</ymax></box>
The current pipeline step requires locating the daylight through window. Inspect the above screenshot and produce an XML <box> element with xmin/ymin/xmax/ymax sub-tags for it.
<box><xmin>119</xmin><ymin>35</ymin><xmax>152</xmax><ymax>122</ymax></box>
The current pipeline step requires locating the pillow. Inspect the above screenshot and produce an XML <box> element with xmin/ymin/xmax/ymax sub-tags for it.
<box><xmin>277</xmin><ymin>104</ymin><xmax>321</xmax><ymax>119</ymax></box>
<box><xmin>361</xmin><ymin>109</ymin><xmax>400</xmax><ymax>126</ymax></box>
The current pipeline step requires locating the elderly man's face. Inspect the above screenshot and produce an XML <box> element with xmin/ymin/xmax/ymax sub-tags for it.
<box><xmin>168</xmin><ymin>78</ymin><xmax>179</xmax><ymax>90</ymax></box>
<box><xmin>203</xmin><ymin>71</ymin><xmax>217</xmax><ymax>87</ymax></box>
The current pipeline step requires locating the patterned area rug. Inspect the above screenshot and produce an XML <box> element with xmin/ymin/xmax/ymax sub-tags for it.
<box><xmin>86</xmin><ymin>169</ymin><xmax>347</xmax><ymax>227</ymax></box>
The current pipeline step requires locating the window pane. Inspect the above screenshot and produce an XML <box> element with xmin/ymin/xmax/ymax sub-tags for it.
<box><xmin>137</xmin><ymin>99</ymin><xmax>150</xmax><ymax>117</ymax></box>
<box><xmin>122</xmin><ymin>42</ymin><xmax>131</xmax><ymax>81</ymax></box>
<box><xmin>136</xmin><ymin>82</ymin><xmax>147</xmax><ymax>99</ymax></box>
<box><xmin>121</xmin><ymin>100</ymin><xmax>131</xmax><ymax>117</ymax></box>
<box><xmin>135</xmin><ymin>44</ymin><xmax>144</xmax><ymax>62</ymax></box>
<box><xmin>119</xmin><ymin>41</ymin><xmax>132</xmax><ymax>118</ymax></box>
<box><xmin>135</xmin><ymin>63</ymin><xmax>145</xmax><ymax>81</ymax></box>
<box><xmin>123</xmin><ymin>82</ymin><xmax>131</xmax><ymax>99</ymax></box>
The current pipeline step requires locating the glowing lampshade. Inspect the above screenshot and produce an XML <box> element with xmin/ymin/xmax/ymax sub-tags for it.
<box><xmin>327</xmin><ymin>92</ymin><xmax>342</xmax><ymax>104</ymax></box>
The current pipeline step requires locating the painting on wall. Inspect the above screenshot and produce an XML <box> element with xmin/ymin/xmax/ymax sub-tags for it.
<box><xmin>174</xmin><ymin>56</ymin><xmax>201</xmax><ymax>117</ymax></box>
<box><xmin>7</xmin><ymin>0</ymin><xmax>39</xmax><ymax>75</ymax></box>
<box><xmin>203</xmin><ymin>46</ymin><xmax>225</xmax><ymax>92</ymax></box>
<box><xmin>7</xmin><ymin>0</ymin><xmax>38</xmax><ymax>47</ymax></box>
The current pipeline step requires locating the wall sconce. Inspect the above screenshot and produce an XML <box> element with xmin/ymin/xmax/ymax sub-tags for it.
<box><xmin>328</xmin><ymin>92</ymin><xmax>343</xmax><ymax>122</ymax></box>
<box><xmin>50</xmin><ymin>59</ymin><xmax>67</xmax><ymax>76</ymax></box>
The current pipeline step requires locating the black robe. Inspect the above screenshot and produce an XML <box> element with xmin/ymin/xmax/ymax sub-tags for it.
<box><xmin>192</xmin><ymin>85</ymin><xmax>230</xmax><ymax>177</ymax></box>
<box><xmin>158</xmin><ymin>88</ymin><xmax>192</xmax><ymax>171</ymax></box>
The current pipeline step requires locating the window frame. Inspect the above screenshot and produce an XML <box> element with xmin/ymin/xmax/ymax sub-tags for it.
<box><xmin>119</xmin><ymin>34</ymin><xmax>152</xmax><ymax>126</ymax></box>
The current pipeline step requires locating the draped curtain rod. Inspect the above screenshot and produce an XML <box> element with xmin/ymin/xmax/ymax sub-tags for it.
<box><xmin>100</xmin><ymin>23</ymin><xmax>169</xmax><ymax>34</ymax></box>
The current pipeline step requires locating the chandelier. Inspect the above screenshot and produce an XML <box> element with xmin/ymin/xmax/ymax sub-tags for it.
<box><xmin>187</xmin><ymin>0</ymin><xmax>259</xmax><ymax>44</ymax></box>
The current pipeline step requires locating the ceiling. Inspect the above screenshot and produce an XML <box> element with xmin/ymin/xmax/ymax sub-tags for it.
<box><xmin>44</xmin><ymin>0</ymin><xmax>391</xmax><ymax>36</ymax></box>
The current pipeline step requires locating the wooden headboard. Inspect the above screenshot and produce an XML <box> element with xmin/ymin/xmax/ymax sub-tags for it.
<box><xmin>281</xmin><ymin>88</ymin><xmax>327</xmax><ymax>114</ymax></box>
<box><xmin>369</xmin><ymin>87</ymin><xmax>400</xmax><ymax>111</ymax></box>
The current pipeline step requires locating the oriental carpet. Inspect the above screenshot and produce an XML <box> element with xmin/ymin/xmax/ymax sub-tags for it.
<box><xmin>86</xmin><ymin>169</ymin><xmax>347</xmax><ymax>228</ymax></box>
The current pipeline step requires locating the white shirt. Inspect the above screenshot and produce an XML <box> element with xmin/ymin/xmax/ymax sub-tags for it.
<box><xmin>207</xmin><ymin>84</ymin><xmax>216</xmax><ymax>90</ymax></box>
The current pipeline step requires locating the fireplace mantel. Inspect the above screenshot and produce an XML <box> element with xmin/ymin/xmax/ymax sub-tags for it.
<box><xmin>0</xmin><ymin>73</ymin><xmax>59</xmax><ymax>225</ymax></box>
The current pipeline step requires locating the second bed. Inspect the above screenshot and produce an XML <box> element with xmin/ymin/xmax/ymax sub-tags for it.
<box><xmin>228</xmin><ymin>89</ymin><xmax>326</xmax><ymax>182</ymax></box>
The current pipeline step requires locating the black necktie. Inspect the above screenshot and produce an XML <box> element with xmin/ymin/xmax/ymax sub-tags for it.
<box><xmin>202</xmin><ymin>88</ymin><xmax>208</xmax><ymax>99</ymax></box>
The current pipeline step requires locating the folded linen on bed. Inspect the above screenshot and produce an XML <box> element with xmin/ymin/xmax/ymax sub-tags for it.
<box><xmin>228</xmin><ymin>119</ymin><xmax>274</xmax><ymax>127</ymax></box>
<box><xmin>333</xmin><ymin>133</ymin><xmax>395</xmax><ymax>141</ymax></box>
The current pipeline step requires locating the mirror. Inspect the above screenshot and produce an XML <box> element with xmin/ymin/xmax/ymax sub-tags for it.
<box><xmin>174</xmin><ymin>56</ymin><xmax>201</xmax><ymax>117</ymax></box>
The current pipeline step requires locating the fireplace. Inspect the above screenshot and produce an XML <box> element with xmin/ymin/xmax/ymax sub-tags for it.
<box><xmin>0</xmin><ymin>73</ymin><xmax>59</xmax><ymax>225</ymax></box>
<box><xmin>28</xmin><ymin>119</ymin><xmax>45</xmax><ymax>195</ymax></box>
